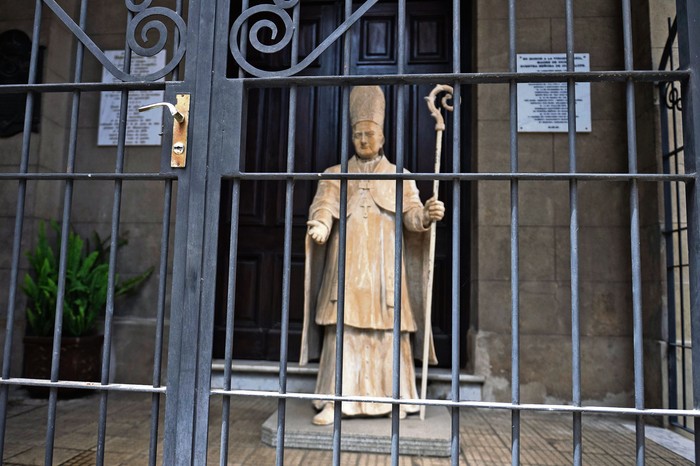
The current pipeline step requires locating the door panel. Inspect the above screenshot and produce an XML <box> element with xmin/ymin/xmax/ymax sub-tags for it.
<box><xmin>350</xmin><ymin>1</ymin><xmax>457</xmax><ymax>367</ymax></box>
<box><xmin>215</xmin><ymin>0</ymin><xmax>464</xmax><ymax>367</ymax></box>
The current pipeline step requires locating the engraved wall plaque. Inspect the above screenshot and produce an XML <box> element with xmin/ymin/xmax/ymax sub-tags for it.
<box><xmin>517</xmin><ymin>53</ymin><xmax>591</xmax><ymax>133</ymax></box>
<box><xmin>98</xmin><ymin>50</ymin><xmax>166</xmax><ymax>146</ymax></box>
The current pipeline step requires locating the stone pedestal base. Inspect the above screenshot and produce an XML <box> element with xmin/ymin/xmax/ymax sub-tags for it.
<box><xmin>261</xmin><ymin>399</ymin><xmax>451</xmax><ymax>456</ymax></box>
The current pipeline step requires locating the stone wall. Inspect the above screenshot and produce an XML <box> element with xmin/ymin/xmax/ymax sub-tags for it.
<box><xmin>0</xmin><ymin>0</ymin><xmax>176</xmax><ymax>384</ymax></box>
<box><xmin>471</xmin><ymin>0</ymin><xmax>669</xmax><ymax>407</ymax></box>
<box><xmin>0</xmin><ymin>0</ymin><xmax>79</xmax><ymax>379</ymax></box>
<box><xmin>64</xmin><ymin>0</ymin><xmax>180</xmax><ymax>384</ymax></box>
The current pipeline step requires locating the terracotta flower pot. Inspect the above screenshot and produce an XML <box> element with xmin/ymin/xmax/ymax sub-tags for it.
<box><xmin>22</xmin><ymin>334</ymin><xmax>104</xmax><ymax>398</ymax></box>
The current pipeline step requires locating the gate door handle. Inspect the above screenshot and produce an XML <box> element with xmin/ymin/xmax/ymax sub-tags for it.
<box><xmin>139</xmin><ymin>101</ymin><xmax>185</xmax><ymax>122</ymax></box>
<box><xmin>139</xmin><ymin>94</ymin><xmax>190</xmax><ymax>168</ymax></box>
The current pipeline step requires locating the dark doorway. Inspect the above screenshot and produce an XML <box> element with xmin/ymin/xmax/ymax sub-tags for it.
<box><xmin>214</xmin><ymin>0</ymin><xmax>470</xmax><ymax>368</ymax></box>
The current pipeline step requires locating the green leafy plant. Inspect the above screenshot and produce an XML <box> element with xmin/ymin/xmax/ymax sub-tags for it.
<box><xmin>22</xmin><ymin>221</ymin><xmax>153</xmax><ymax>337</ymax></box>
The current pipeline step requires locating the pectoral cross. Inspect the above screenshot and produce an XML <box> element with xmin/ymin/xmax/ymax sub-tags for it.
<box><xmin>358</xmin><ymin>180</ymin><xmax>371</xmax><ymax>218</ymax></box>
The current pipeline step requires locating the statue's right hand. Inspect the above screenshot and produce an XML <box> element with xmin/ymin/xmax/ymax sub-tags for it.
<box><xmin>307</xmin><ymin>220</ymin><xmax>330</xmax><ymax>244</ymax></box>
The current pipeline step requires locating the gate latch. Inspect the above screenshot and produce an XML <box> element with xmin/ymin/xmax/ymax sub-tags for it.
<box><xmin>139</xmin><ymin>94</ymin><xmax>190</xmax><ymax>168</ymax></box>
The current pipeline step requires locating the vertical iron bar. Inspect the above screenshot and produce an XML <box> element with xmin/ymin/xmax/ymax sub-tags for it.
<box><xmin>148</xmin><ymin>2</ymin><xmax>182</xmax><ymax>465</ymax></box>
<box><xmin>508</xmin><ymin>0</ymin><xmax>520</xmax><ymax>465</ymax></box>
<box><xmin>44</xmin><ymin>220</ymin><xmax>69</xmax><ymax>464</ymax></box>
<box><xmin>450</xmin><ymin>0</ymin><xmax>462</xmax><ymax>464</ymax></box>
<box><xmin>669</xmin><ymin>51</ymin><xmax>689</xmax><ymax>421</ymax></box>
<box><xmin>236</xmin><ymin>0</ymin><xmax>250</xmax><ymax>79</ymax></box>
<box><xmin>660</xmin><ymin>79</ymin><xmax>679</xmax><ymax>426</ymax></box>
<box><xmin>192</xmin><ymin>0</ymin><xmax>229</xmax><ymax>457</ymax></box>
<box><xmin>333</xmin><ymin>93</ymin><xmax>350</xmax><ymax>466</ymax></box>
<box><xmin>222</xmin><ymin>0</ymin><xmax>245</xmax><ymax>461</ymax></box>
<box><xmin>219</xmin><ymin>179</ymin><xmax>240</xmax><ymax>466</ymax></box>
<box><xmin>564</xmin><ymin>1</ymin><xmax>582</xmax><ymax>465</ymax></box>
<box><xmin>163</xmin><ymin>0</ymin><xmax>217</xmax><ymax>459</ymax></box>
<box><xmin>675</xmin><ymin>0</ymin><xmax>700</xmax><ymax>456</ymax></box>
<box><xmin>275</xmin><ymin>5</ymin><xmax>301</xmax><ymax>465</ymax></box>
<box><xmin>45</xmin><ymin>1</ymin><xmax>89</xmax><ymax>463</ymax></box>
<box><xmin>673</xmin><ymin>148</ymin><xmax>689</xmax><ymax>421</ymax></box>
<box><xmin>331</xmin><ymin>0</ymin><xmax>353</xmax><ymax>462</ymax></box>
<box><xmin>96</xmin><ymin>10</ymin><xmax>135</xmax><ymax>465</ymax></box>
<box><xmin>148</xmin><ymin>181</ymin><xmax>172</xmax><ymax>466</ymax></box>
<box><xmin>621</xmin><ymin>1</ymin><xmax>645</xmax><ymax>464</ymax></box>
<box><xmin>172</xmin><ymin>0</ymin><xmax>183</xmax><ymax>82</ymax></box>
<box><xmin>391</xmin><ymin>0</ymin><xmax>407</xmax><ymax>463</ymax></box>
<box><xmin>332</xmin><ymin>93</ymin><xmax>350</xmax><ymax>465</ymax></box>
<box><xmin>0</xmin><ymin>0</ymin><xmax>43</xmax><ymax>460</ymax></box>
<box><xmin>659</xmin><ymin>17</ymin><xmax>681</xmax><ymax>429</ymax></box>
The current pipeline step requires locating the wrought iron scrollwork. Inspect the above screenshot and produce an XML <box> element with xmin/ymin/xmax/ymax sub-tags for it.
<box><xmin>664</xmin><ymin>82</ymin><xmax>683</xmax><ymax>111</ymax></box>
<box><xmin>230</xmin><ymin>0</ymin><xmax>379</xmax><ymax>78</ymax></box>
<box><xmin>44</xmin><ymin>0</ymin><xmax>186</xmax><ymax>82</ymax></box>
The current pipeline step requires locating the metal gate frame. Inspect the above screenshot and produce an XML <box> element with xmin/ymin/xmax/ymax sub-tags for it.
<box><xmin>659</xmin><ymin>16</ymin><xmax>695</xmax><ymax>435</ymax></box>
<box><xmin>1</xmin><ymin>1</ymin><xmax>700</xmax><ymax>465</ymax></box>
<box><xmin>677</xmin><ymin>3</ymin><xmax>700</xmax><ymax>461</ymax></box>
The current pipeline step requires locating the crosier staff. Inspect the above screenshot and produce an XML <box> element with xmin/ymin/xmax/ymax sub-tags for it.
<box><xmin>420</xmin><ymin>84</ymin><xmax>454</xmax><ymax>420</ymax></box>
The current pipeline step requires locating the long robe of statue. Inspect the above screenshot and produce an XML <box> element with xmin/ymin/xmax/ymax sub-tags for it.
<box><xmin>300</xmin><ymin>86</ymin><xmax>444</xmax><ymax>426</ymax></box>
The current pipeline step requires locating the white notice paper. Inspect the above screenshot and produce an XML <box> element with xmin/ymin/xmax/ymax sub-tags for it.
<box><xmin>98</xmin><ymin>50</ymin><xmax>166</xmax><ymax>146</ymax></box>
<box><xmin>516</xmin><ymin>53</ymin><xmax>591</xmax><ymax>133</ymax></box>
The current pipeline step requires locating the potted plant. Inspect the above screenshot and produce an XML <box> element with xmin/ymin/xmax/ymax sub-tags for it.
<box><xmin>21</xmin><ymin>220</ymin><xmax>152</xmax><ymax>396</ymax></box>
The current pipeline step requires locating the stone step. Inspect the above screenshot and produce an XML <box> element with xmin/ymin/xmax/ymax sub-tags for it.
<box><xmin>261</xmin><ymin>399</ymin><xmax>453</xmax><ymax>456</ymax></box>
<box><xmin>211</xmin><ymin>359</ymin><xmax>483</xmax><ymax>401</ymax></box>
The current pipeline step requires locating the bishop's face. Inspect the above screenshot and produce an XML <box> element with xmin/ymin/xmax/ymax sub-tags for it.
<box><xmin>352</xmin><ymin>121</ymin><xmax>384</xmax><ymax>160</ymax></box>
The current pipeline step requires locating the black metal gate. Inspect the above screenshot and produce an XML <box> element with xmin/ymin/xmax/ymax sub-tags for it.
<box><xmin>2</xmin><ymin>1</ymin><xmax>700</xmax><ymax>465</ymax></box>
<box><xmin>659</xmin><ymin>17</ymin><xmax>695</xmax><ymax>436</ymax></box>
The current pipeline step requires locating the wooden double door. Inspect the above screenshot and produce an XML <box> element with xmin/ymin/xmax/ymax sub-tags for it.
<box><xmin>214</xmin><ymin>0</ymin><xmax>469</xmax><ymax>368</ymax></box>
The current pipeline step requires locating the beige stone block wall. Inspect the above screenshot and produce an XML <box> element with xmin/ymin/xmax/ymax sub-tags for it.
<box><xmin>0</xmin><ymin>1</ymin><xmax>79</xmax><ymax>378</ymax></box>
<box><xmin>472</xmin><ymin>0</ymin><xmax>668</xmax><ymax>407</ymax></box>
<box><xmin>65</xmin><ymin>2</ymin><xmax>179</xmax><ymax>384</ymax></box>
<box><xmin>0</xmin><ymin>0</ymin><xmax>180</xmax><ymax>383</ymax></box>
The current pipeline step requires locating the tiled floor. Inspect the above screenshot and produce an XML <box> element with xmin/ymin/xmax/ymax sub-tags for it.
<box><xmin>0</xmin><ymin>390</ymin><xmax>693</xmax><ymax>465</ymax></box>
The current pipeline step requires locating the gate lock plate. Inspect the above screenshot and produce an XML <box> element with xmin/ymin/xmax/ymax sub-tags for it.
<box><xmin>139</xmin><ymin>94</ymin><xmax>190</xmax><ymax>168</ymax></box>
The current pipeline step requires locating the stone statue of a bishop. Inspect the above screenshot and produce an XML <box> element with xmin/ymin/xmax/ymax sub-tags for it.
<box><xmin>300</xmin><ymin>85</ymin><xmax>445</xmax><ymax>425</ymax></box>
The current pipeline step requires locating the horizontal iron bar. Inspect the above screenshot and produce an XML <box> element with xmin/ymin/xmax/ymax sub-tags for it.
<box><xmin>0</xmin><ymin>378</ymin><xmax>166</xmax><ymax>393</ymax></box>
<box><xmin>223</xmin><ymin>172</ymin><xmax>694</xmax><ymax>182</ymax></box>
<box><xmin>0</xmin><ymin>173</ymin><xmax>691</xmax><ymax>183</ymax></box>
<box><xmin>0</xmin><ymin>173</ymin><xmax>176</xmax><ymax>181</ymax></box>
<box><xmin>209</xmin><ymin>389</ymin><xmax>700</xmax><ymax>417</ymax></box>
<box><xmin>0</xmin><ymin>71</ymin><xmax>686</xmax><ymax>95</ymax></box>
<box><xmin>0</xmin><ymin>81</ymin><xmax>174</xmax><ymax>94</ymax></box>
<box><xmin>242</xmin><ymin>70</ymin><xmax>689</xmax><ymax>88</ymax></box>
